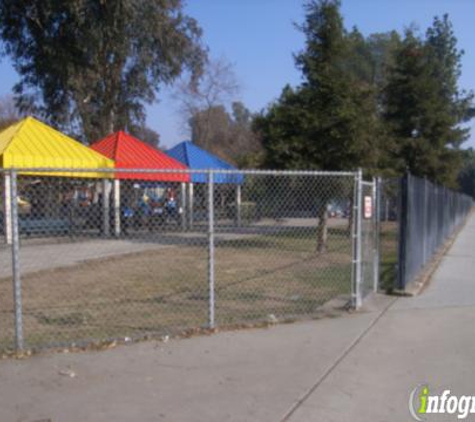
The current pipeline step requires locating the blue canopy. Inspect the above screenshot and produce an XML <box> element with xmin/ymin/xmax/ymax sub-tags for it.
<box><xmin>166</xmin><ymin>141</ymin><xmax>244</xmax><ymax>185</ymax></box>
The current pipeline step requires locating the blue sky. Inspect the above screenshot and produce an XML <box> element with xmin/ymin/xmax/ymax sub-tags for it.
<box><xmin>0</xmin><ymin>0</ymin><xmax>474</xmax><ymax>148</ymax></box>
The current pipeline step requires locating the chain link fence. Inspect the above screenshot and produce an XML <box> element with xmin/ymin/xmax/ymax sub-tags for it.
<box><xmin>397</xmin><ymin>173</ymin><xmax>474</xmax><ymax>290</ymax></box>
<box><xmin>378</xmin><ymin>178</ymin><xmax>400</xmax><ymax>292</ymax></box>
<box><xmin>0</xmin><ymin>168</ymin><xmax>378</xmax><ymax>353</ymax></box>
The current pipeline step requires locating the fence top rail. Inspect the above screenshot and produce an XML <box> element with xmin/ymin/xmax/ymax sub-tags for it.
<box><xmin>0</xmin><ymin>167</ymin><xmax>357</xmax><ymax>177</ymax></box>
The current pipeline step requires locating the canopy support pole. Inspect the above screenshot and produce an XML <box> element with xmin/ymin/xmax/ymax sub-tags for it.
<box><xmin>180</xmin><ymin>182</ymin><xmax>186</xmax><ymax>231</ymax></box>
<box><xmin>102</xmin><ymin>178</ymin><xmax>110</xmax><ymax>237</ymax></box>
<box><xmin>188</xmin><ymin>182</ymin><xmax>194</xmax><ymax>230</ymax></box>
<box><xmin>3</xmin><ymin>172</ymin><xmax>12</xmax><ymax>245</ymax></box>
<box><xmin>113</xmin><ymin>179</ymin><xmax>121</xmax><ymax>237</ymax></box>
<box><xmin>235</xmin><ymin>184</ymin><xmax>242</xmax><ymax>228</ymax></box>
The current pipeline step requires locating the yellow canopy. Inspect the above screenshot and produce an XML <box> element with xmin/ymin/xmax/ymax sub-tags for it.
<box><xmin>0</xmin><ymin>117</ymin><xmax>114</xmax><ymax>178</ymax></box>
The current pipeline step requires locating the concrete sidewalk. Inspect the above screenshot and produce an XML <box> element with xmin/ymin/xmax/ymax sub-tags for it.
<box><xmin>1</xmin><ymin>216</ymin><xmax>474</xmax><ymax>422</ymax></box>
<box><xmin>286</xmin><ymin>214</ymin><xmax>475</xmax><ymax>421</ymax></box>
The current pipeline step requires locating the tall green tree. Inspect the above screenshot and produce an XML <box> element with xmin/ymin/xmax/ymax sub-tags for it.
<box><xmin>254</xmin><ymin>0</ymin><xmax>379</xmax><ymax>252</ymax></box>
<box><xmin>383</xmin><ymin>16</ymin><xmax>474</xmax><ymax>186</ymax></box>
<box><xmin>346</xmin><ymin>30</ymin><xmax>401</xmax><ymax>87</ymax></box>
<box><xmin>0</xmin><ymin>0</ymin><xmax>206</xmax><ymax>141</ymax></box>
<box><xmin>257</xmin><ymin>1</ymin><xmax>379</xmax><ymax>172</ymax></box>
<box><xmin>426</xmin><ymin>14</ymin><xmax>474</xmax><ymax>141</ymax></box>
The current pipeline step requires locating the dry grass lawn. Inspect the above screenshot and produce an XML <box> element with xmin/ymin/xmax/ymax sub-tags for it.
<box><xmin>0</xmin><ymin>228</ymin><xmax>352</xmax><ymax>351</ymax></box>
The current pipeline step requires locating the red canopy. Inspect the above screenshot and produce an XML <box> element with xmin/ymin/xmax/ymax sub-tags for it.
<box><xmin>91</xmin><ymin>131</ymin><xmax>190</xmax><ymax>182</ymax></box>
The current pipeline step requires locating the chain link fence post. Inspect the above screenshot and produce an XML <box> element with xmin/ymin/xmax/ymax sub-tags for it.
<box><xmin>102</xmin><ymin>178</ymin><xmax>110</xmax><ymax>237</ymax></box>
<box><xmin>351</xmin><ymin>169</ymin><xmax>363</xmax><ymax>308</ymax></box>
<box><xmin>188</xmin><ymin>182</ymin><xmax>194</xmax><ymax>230</ymax></box>
<box><xmin>422</xmin><ymin>178</ymin><xmax>429</xmax><ymax>264</ymax></box>
<box><xmin>235</xmin><ymin>184</ymin><xmax>242</xmax><ymax>228</ymax></box>
<box><xmin>373</xmin><ymin>177</ymin><xmax>381</xmax><ymax>292</ymax></box>
<box><xmin>207</xmin><ymin>170</ymin><xmax>215</xmax><ymax>328</ymax></box>
<box><xmin>351</xmin><ymin>172</ymin><xmax>357</xmax><ymax>307</ymax></box>
<box><xmin>356</xmin><ymin>169</ymin><xmax>364</xmax><ymax>307</ymax></box>
<box><xmin>180</xmin><ymin>182</ymin><xmax>187</xmax><ymax>231</ymax></box>
<box><xmin>10</xmin><ymin>169</ymin><xmax>24</xmax><ymax>352</ymax></box>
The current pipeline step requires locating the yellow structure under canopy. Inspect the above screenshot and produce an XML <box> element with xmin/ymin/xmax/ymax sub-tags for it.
<box><xmin>0</xmin><ymin>117</ymin><xmax>114</xmax><ymax>178</ymax></box>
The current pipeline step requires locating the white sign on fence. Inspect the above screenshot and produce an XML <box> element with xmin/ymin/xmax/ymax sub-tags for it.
<box><xmin>364</xmin><ymin>195</ymin><xmax>373</xmax><ymax>219</ymax></box>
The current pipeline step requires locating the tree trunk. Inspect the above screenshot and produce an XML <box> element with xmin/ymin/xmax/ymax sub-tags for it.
<box><xmin>109</xmin><ymin>109</ymin><xmax>115</xmax><ymax>134</ymax></box>
<box><xmin>316</xmin><ymin>202</ymin><xmax>328</xmax><ymax>254</ymax></box>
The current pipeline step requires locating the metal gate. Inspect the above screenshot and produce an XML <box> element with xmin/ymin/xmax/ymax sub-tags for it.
<box><xmin>353</xmin><ymin>172</ymin><xmax>379</xmax><ymax>307</ymax></box>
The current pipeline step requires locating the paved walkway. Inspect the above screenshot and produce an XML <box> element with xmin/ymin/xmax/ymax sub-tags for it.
<box><xmin>0</xmin><ymin>215</ymin><xmax>474</xmax><ymax>421</ymax></box>
<box><xmin>286</xmin><ymin>214</ymin><xmax>475</xmax><ymax>422</ymax></box>
<box><xmin>0</xmin><ymin>238</ymin><xmax>168</xmax><ymax>278</ymax></box>
<box><xmin>0</xmin><ymin>218</ymin><xmax>346</xmax><ymax>278</ymax></box>
<box><xmin>0</xmin><ymin>218</ymin><xmax>347</xmax><ymax>278</ymax></box>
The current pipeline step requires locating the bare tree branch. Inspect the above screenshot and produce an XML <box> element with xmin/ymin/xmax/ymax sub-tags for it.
<box><xmin>172</xmin><ymin>56</ymin><xmax>240</xmax><ymax>142</ymax></box>
<box><xmin>0</xmin><ymin>95</ymin><xmax>21</xmax><ymax>131</ymax></box>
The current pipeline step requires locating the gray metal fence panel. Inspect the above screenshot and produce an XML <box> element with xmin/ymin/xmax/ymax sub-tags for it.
<box><xmin>397</xmin><ymin>173</ymin><xmax>473</xmax><ymax>290</ymax></box>
<box><xmin>0</xmin><ymin>167</ymin><xmax>378</xmax><ymax>353</ymax></box>
<box><xmin>378</xmin><ymin>178</ymin><xmax>401</xmax><ymax>292</ymax></box>
<box><xmin>212</xmin><ymin>172</ymin><xmax>358</xmax><ymax>324</ymax></box>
